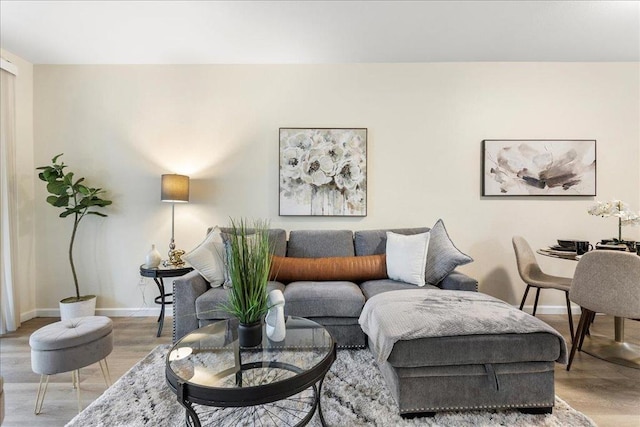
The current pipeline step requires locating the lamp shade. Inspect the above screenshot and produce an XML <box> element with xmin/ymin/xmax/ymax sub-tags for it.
<box><xmin>161</xmin><ymin>174</ymin><xmax>190</xmax><ymax>203</ymax></box>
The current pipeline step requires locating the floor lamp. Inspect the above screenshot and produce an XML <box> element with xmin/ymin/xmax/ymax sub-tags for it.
<box><xmin>161</xmin><ymin>174</ymin><xmax>189</xmax><ymax>267</ymax></box>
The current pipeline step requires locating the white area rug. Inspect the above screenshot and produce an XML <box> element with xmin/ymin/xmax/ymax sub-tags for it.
<box><xmin>67</xmin><ymin>345</ymin><xmax>596</xmax><ymax>426</ymax></box>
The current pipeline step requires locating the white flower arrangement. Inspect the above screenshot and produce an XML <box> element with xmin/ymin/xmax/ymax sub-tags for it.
<box><xmin>280</xmin><ymin>129</ymin><xmax>367</xmax><ymax>215</ymax></box>
<box><xmin>588</xmin><ymin>199</ymin><xmax>640</xmax><ymax>242</ymax></box>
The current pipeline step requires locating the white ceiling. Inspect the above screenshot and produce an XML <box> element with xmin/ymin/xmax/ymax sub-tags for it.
<box><xmin>1</xmin><ymin>1</ymin><xmax>639</xmax><ymax>64</ymax></box>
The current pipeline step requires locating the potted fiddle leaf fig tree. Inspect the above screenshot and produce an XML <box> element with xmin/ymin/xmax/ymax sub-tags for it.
<box><xmin>222</xmin><ymin>218</ymin><xmax>271</xmax><ymax>347</ymax></box>
<box><xmin>37</xmin><ymin>154</ymin><xmax>112</xmax><ymax>320</ymax></box>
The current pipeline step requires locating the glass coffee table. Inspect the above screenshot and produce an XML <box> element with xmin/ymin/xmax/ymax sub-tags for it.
<box><xmin>166</xmin><ymin>316</ymin><xmax>336</xmax><ymax>427</ymax></box>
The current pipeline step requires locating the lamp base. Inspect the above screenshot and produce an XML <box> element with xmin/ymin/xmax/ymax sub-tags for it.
<box><xmin>163</xmin><ymin>248</ymin><xmax>186</xmax><ymax>268</ymax></box>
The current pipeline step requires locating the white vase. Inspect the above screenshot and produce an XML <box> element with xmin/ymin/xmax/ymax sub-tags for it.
<box><xmin>60</xmin><ymin>295</ymin><xmax>97</xmax><ymax>321</ymax></box>
<box><xmin>145</xmin><ymin>244</ymin><xmax>162</xmax><ymax>268</ymax></box>
<box><xmin>266</xmin><ymin>290</ymin><xmax>286</xmax><ymax>341</ymax></box>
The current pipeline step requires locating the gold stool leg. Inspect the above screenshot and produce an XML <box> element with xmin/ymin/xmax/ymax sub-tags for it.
<box><xmin>34</xmin><ymin>374</ymin><xmax>50</xmax><ymax>415</ymax></box>
<box><xmin>98</xmin><ymin>359</ymin><xmax>112</xmax><ymax>387</ymax></box>
<box><xmin>75</xmin><ymin>369</ymin><xmax>82</xmax><ymax>413</ymax></box>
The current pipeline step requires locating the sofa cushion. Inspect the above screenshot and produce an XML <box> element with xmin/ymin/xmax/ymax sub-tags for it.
<box><xmin>287</xmin><ymin>230</ymin><xmax>355</xmax><ymax>258</ymax></box>
<box><xmin>195</xmin><ymin>281</ymin><xmax>285</xmax><ymax>320</ymax></box>
<box><xmin>284</xmin><ymin>281</ymin><xmax>365</xmax><ymax>317</ymax></box>
<box><xmin>387</xmin><ymin>333</ymin><xmax>561</xmax><ymax>368</ymax></box>
<box><xmin>360</xmin><ymin>279</ymin><xmax>439</xmax><ymax>299</ymax></box>
<box><xmin>218</xmin><ymin>227</ymin><xmax>287</xmax><ymax>257</ymax></box>
<box><xmin>385</xmin><ymin>231</ymin><xmax>430</xmax><ymax>286</ymax></box>
<box><xmin>425</xmin><ymin>219</ymin><xmax>473</xmax><ymax>285</ymax></box>
<box><xmin>270</xmin><ymin>254</ymin><xmax>386</xmax><ymax>283</ymax></box>
<box><xmin>354</xmin><ymin>228</ymin><xmax>430</xmax><ymax>256</ymax></box>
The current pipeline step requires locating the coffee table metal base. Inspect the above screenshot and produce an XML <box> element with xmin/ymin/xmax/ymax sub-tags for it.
<box><xmin>175</xmin><ymin>361</ymin><xmax>329</xmax><ymax>427</ymax></box>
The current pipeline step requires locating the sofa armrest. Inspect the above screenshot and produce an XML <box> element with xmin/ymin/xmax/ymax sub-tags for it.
<box><xmin>173</xmin><ymin>270</ymin><xmax>209</xmax><ymax>343</ymax></box>
<box><xmin>439</xmin><ymin>270</ymin><xmax>478</xmax><ymax>292</ymax></box>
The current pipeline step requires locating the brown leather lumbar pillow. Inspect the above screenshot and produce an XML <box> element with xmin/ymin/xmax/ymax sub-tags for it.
<box><xmin>269</xmin><ymin>254</ymin><xmax>387</xmax><ymax>283</ymax></box>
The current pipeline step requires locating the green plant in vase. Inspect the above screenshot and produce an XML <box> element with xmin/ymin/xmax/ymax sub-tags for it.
<box><xmin>222</xmin><ymin>219</ymin><xmax>271</xmax><ymax>346</ymax></box>
<box><xmin>588</xmin><ymin>200</ymin><xmax>640</xmax><ymax>245</ymax></box>
<box><xmin>37</xmin><ymin>154</ymin><xmax>112</xmax><ymax>319</ymax></box>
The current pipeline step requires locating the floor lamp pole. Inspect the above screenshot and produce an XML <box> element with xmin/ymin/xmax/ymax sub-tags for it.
<box><xmin>169</xmin><ymin>202</ymin><xmax>176</xmax><ymax>252</ymax></box>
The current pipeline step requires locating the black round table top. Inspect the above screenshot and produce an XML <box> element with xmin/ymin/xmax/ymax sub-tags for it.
<box><xmin>139</xmin><ymin>264</ymin><xmax>193</xmax><ymax>278</ymax></box>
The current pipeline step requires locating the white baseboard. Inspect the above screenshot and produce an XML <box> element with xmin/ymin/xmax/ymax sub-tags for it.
<box><xmin>521</xmin><ymin>305</ymin><xmax>582</xmax><ymax>315</ymax></box>
<box><xmin>20</xmin><ymin>310</ymin><xmax>38</xmax><ymax>322</ymax></box>
<box><xmin>31</xmin><ymin>307</ymin><xmax>172</xmax><ymax>318</ymax></box>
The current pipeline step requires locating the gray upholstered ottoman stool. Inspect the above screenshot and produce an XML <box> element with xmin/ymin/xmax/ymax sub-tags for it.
<box><xmin>30</xmin><ymin>316</ymin><xmax>113</xmax><ymax>414</ymax></box>
<box><xmin>360</xmin><ymin>289</ymin><xmax>567</xmax><ymax>417</ymax></box>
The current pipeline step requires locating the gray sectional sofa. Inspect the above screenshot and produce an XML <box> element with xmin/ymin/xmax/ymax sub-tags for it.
<box><xmin>172</xmin><ymin>226</ymin><xmax>477</xmax><ymax>345</ymax></box>
<box><xmin>173</xmin><ymin>225</ymin><xmax>565</xmax><ymax>416</ymax></box>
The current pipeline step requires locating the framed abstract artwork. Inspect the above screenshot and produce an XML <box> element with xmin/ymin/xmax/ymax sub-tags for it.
<box><xmin>482</xmin><ymin>139</ymin><xmax>596</xmax><ymax>196</ymax></box>
<box><xmin>279</xmin><ymin>128</ymin><xmax>367</xmax><ymax>216</ymax></box>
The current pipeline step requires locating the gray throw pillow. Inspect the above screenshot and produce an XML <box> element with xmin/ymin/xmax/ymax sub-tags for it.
<box><xmin>425</xmin><ymin>219</ymin><xmax>473</xmax><ymax>285</ymax></box>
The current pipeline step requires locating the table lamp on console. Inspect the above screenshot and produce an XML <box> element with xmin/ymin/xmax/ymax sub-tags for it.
<box><xmin>161</xmin><ymin>173</ymin><xmax>189</xmax><ymax>267</ymax></box>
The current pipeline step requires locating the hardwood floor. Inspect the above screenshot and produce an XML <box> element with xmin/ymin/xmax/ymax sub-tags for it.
<box><xmin>539</xmin><ymin>314</ymin><xmax>640</xmax><ymax>427</ymax></box>
<box><xmin>1</xmin><ymin>314</ymin><xmax>639</xmax><ymax>426</ymax></box>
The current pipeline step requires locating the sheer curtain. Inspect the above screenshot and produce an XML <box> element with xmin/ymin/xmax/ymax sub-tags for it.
<box><xmin>0</xmin><ymin>61</ymin><xmax>20</xmax><ymax>334</ymax></box>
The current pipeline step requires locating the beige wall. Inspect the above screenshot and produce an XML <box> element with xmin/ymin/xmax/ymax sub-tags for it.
<box><xmin>1</xmin><ymin>49</ymin><xmax>36</xmax><ymax>321</ymax></box>
<box><xmin>32</xmin><ymin>63</ymin><xmax>639</xmax><ymax>316</ymax></box>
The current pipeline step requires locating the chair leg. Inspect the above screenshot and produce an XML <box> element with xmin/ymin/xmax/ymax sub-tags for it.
<box><xmin>567</xmin><ymin>310</ymin><xmax>591</xmax><ymax>371</ymax></box>
<box><xmin>99</xmin><ymin>358</ymin><xmax>112</xmax><ymax>387</ymax></box>
<box><xmin>519</xmin><ymin>285</ymin><xmax>531</xmax><ymax>311</ymax></box>
<box><xmin>532</xmin><ymin>288</ymin><xmax>541</xmax><ymax>316</ymax></box>
<box><xmin>565</xmin><ymin>291</ymin><xmax>575</xmax><ymax>341</ymax></box>
<box><xmin>579</xmin><ymin>310</ymin><xmax>596</xmax><ymax>351</ymax></box>
<box><xmin>34</xmin><ymin>374</ymin><xmax>50</xmax><ymax>415</ymax></box>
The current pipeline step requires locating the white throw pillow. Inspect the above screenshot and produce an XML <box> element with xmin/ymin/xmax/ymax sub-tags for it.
<box><xmin>385</xmin><ymin>231</ymin><xmax>430</xmax><ymax>286</ymax></box>
<box><xmin>183</xmin><ymin>226</ymin><xmax>225</xmax><ymax>287</ymax></box>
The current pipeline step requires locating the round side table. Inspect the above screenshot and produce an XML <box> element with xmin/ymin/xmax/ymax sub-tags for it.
<box><xmin>139</xmin><ymin>265</ymin><xmax>193</xmax><ymax>337</ymax></box>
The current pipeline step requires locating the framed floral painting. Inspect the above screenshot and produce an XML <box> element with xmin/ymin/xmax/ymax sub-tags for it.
<box><xmin>279</xmin><ymin>128</ymin><xmax>367</xmax><ymax>216</ymax></box>
<box><xmin>482</xmin><ymin>139</ymin><xmax>596</xmax><ymax>196</ymax></box>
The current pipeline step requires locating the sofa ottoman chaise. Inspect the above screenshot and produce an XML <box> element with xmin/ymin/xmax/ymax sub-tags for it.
<box><xmin>359</xmin><ymin>289</ymin><xmax>567</xmax><ymax>416</ymax></box>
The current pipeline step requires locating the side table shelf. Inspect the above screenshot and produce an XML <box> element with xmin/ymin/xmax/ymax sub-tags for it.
<box><xmin>139</xmin><ymin>265</ymin><xmax>193</xmax><ymax>337</ymax></box>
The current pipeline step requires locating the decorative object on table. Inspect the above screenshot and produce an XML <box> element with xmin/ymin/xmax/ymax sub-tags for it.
<box><xmin>482</xmin><ymin>139</ymin><xmax>596</xmax><ymax>196</ymax></box>
<box><xmin>160</xmin><ymin>174</ymin><xmax>189</xmax><ymax>267</ymax></box>
<box><xmin>588</xmin><ymin>199</ymin><xmax>640</xmax><ymax>248</ymax></box>
<box><xmin>222</xmin><ymin>219</ymin><xmax>271</xmax><ymax>347</ymax></box>
<box><xmin>144</xmin><ymin>244</ymin><xmax>162</xmax><ymax>268</ymax></box>
<box><xmin>36</xmin><ymin>154</ymin><xmax>112</xmax><ymax>320</ymax></box>
<box><xmin>279</xmin><ymin>128</ymin><xmax>367</xmax><ymax>216</ymax></box>
<box><xmin>575</xmin><ymin>241</ymin><xmax>593</xmax><ymax>255</ymax></box>
<box><xmin>265</xmin><ymin>289</ymin><xmax>286</xmax><ymax>341</ymax></box>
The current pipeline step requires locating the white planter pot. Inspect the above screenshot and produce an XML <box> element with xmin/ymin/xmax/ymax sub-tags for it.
<box><xmin>60</xmin><ymin>295</ymin><xmax>97</xmax><ymax>321</ymax></box>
